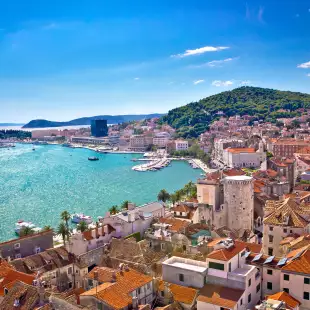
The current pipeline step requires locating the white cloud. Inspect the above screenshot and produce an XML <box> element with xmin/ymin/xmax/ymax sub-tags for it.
<box><xmin>212</xmin><ymin>80</ymin><xmax>234</xmax><ymax>87</ymax></box>
<box><xmin>295</xmin><ymin>13</ymin><xmax>300</xmax><ymax>18</ymax></box>
<box><xmin>207</xmin><ymin>57</ymin><xmax>235</xmax><ymax>67</ymax></box>
<box><xmin>172</xmin><ymin>46</ymin><xmax>229</xmax><ymax>58</ymax></box>
<box><xmin>134</xmin><ymin>77</ymin><xmax>140</xmax><ymax>80</ymax></box>
<box><xmin>307</xmin><ymin>74</ymin><xmax>310</xmax><ymax>77</ymax></box>
<box><xmin>42</xmin><ymin>23</ymin><xmax>59</xmax><ymax>30</ymax></box>
<box><xmin>240</xmin><ymin>80</ymin><xmax>251</xmax><ymax>86</ymax></box>
<box><xmin>297</xmin><ymin>61</ymin><xmax>310</xmax><ymax>69</ymax></box>
<box><xmin>193</xmin><ymin>80</ymin><xmax>205</xmax><ymax>85</ymax></box>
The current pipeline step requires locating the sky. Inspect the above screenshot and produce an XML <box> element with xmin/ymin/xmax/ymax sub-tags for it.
<box><xmin>1</xmin><ymin>0</ymin><xmax>310</xmax><ymax>123</ymax></box>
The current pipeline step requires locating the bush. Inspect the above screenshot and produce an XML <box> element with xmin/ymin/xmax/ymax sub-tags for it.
<box><xmin>125</xmin><ymin>232</ymin><xmax>141</xmax><ymax>242</ymax></box>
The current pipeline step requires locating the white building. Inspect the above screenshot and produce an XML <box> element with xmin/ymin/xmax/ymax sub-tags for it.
<box><xmin>101</xmin><ymin>202</ymin><xmax>165</xmax><ymax>239</ymax></box>
<box><xmin>223</xmin><ymin>142</ymin><xmax>266</xmax><ymax>168</ymax></box>
<box><xmin>71</xmin><ymin>135</ymin><xmax>119</xmax><ymax>145</ymax></box>
<box><xmin>153</xmin><ymin>132</ymin><xmax>171</xmax><ymax>148</ymax></box>
<box><xmin>175</xmin><ymin>140</ymin><xmax>189</xmax><ymax>151</ymax></box>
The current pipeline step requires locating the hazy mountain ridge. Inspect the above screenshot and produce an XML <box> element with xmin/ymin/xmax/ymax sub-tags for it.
<box><xmin>23</xmin><ymin>114</ymin><xmax>165</xmax><ymax>128</ymax></box>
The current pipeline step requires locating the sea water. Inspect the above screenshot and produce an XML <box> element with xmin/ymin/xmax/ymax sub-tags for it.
<box><xmin>0</xmin><ymin>144</ymin><xmax>202</xmax><ymax>241</ymax></box>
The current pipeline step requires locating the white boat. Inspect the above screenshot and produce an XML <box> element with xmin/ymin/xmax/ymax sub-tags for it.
<box><xmin>71</xmin><ymin>213</ymin><xmax>93</xmax><ymax>224</ymax></box>
<box><xmin>14</xmin><ymin>220</ymin><xmax>40</xmax><ymax>235</ymax></box>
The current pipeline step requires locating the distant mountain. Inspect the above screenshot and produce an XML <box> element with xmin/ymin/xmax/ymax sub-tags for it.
<box><xmin>22</xmin><ymin>114</ymin><xmax>165</xmax><ymax>128</ymax></box>
<box><xmin>162</xmin><ymin>86</ymin><xmax>310</xmax><ymax>138</ymax></box>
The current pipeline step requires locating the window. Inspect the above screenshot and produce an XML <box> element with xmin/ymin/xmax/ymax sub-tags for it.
<box><xmin>248</xmin><ymin>278</ymin><xmax>251</xmax><ymax>287</ymax></box>
<box><xmin>256</xmin><ymin>284</ymin><xmax>261</xmax><ymax>293</ymax></box>
<box><xmin>283</xmin><ymin>228</ymin><xmax>287</xmax><ymax>233</ymax></box>
<box><xmin>14</xmin><ymin>243</ymin><xmax>20</xmax><ymax>249</ymax></box>
<box><xmin>269</xmin><ymin>235</ymin><xmax>274</xmax><ymax>243</ymax></box>
<box><xmin>68</xmin><ymin>267</ymin><xmax>72</xmax><ymax>275</ymax></box>
<box><xmin>161</xmin><ymin>243</ymin><xmax>165</xmax><ymax>250</ymax></box>
<box><xmin>267</xmin><ymin>269</ymin><xmax>273</xmax><ymax>275</ymax></box>
<box><xmin>284</xmin><ymin>274</ymin><xmax>290</xmax><ymax>281</ymax></box>
<box><xmin>35</xmin><ymin>247</ymin><xmax>41</xmax><ymax>254</ymax></box>
<box><xmin>97</xmin><ymin>302</ymin><xmax>103</xmax><ymax>310</ymax></box>
<box><xmin>240</xmin><ymin>299</ymin><xmax>243</xmax><ymax>306</ymax></box>
<box><xmin>76</xmin><ymin>269</ymin><xmax>79</xmax><ymax>274</ymax></box>
<box><xmin>15</xmin><ymin>253</ymin><xmax>21</xmax><ymax>259</ymax></box>
<box><xmin>88</xmin><ymin>279</ymin><xmax>93</xmax><ymax>287</ymax></box>
<box><xmin>161</xmin><ymin>291</ymin><xmax>164</xmax><ymax>297</ymax></box>
<box><xmin>209</xmin><ymin>262</ymin><xmax>224</xmax><ymax>271</ymax></box>
<box><xmin>229</xmin><ymin>262</ymin><xmax>231</xmax><ymax>272</ymax></box>
<box><xmin>4</xmin><ymin>288</ymin><xmax>8</xmax><ymax>295</ymax></box>
<box><xmin>267</xmin><ymin>282</ymin><xmax>273</xmax><ymax>290</ymax></box>
<box><xmin>137</xmin><ymin>288</ymin><xmax>141</xmax><ymax>294</ymax></box>
<box><xmin>304</xmin><ymin>292</ymin><xmax>310</xmax><ymax>300</ymax></box>
<box><xmin>248</xmin><ymin>294</ymin><xmax>251</xmax><ymax>303</ymax></box>
<box><xmin>269</xmin><ymin>226</ymin><xmax>273</xmax><ymax>231</ymax></box>
<box><xmin>179</xmin><ymin>274</ymin><xmax>184</xmax><ymax>282</ymax></box>
<box><xmin>268</xmin><ymin>248</ymin><xmax>273</xmax><ymax>256</ymax></box>
<box><xmin>283</xmin><ymin>288</ymin><xmax>289</xmax><ymax>294</ymax></box>
<box><xmin>241</xmin><ymin>251</ymin><xmax>246</xmax><ymax>257</ymax></box>
<box><xmin>290</xmin><ymin>230</ymin><xmax>293</xmax><ymax>233</ymax></box>
<box><xmin>305</xmin><ymin>278</ymin><xmax>310</xmax><ymax>284</ymax></box>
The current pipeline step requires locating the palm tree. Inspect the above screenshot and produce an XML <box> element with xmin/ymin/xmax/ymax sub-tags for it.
<box><xmin>109</xmin><ymin>205</ymin><xmax>119</xmax><ymax>215</ymax></box>
<box><xmin>57</xmin><ymin>222</ymin><xmax>69</xmax><ymax>245</ymax></box>
<box><xmin>157</xmin><ymin>189</ymin><xmax>170</xmax><ymax>203</ymax></box>
<box><xmin>77</xmin><ymin>221</ymin><xmax>88</xmax><ymax>232</ymax></box>
<box><xmin>61</xmin><ymin>211</ymin><xmax>71</xmax><ymax>229</ymax></box>
<box><xmin>175</xmin><ymin>190</ymin><xmax>183</xmax><ymax>202</ymax></box>
<box><xmin>43</xmin><ymin>225</ymin><xmax>52</xmax><ymax>231</ymax></box>
<box><xmin>169</xmin><ymin>193</ymin><xmax>178</xmax><ymax>206</ymax></box>
<box><xmin>120</xmin><ymin>200</ymin><xmax>130</xmax><ymax>210</ymax></box>
<box><xmin>20</xmin><ymin>226</ymin><xmax>34</xmax><ymax>237</ymax></box>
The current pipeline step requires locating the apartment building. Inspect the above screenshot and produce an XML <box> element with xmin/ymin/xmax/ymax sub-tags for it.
<box><xmin>272</xmin><ymin>139</ymin><xmax>309</xmax><ymax>158</ymax></box>
<box><xmin>175</xmin><ymin>140</ymin><xmax>189</xmax><ymax>151</ymax></box>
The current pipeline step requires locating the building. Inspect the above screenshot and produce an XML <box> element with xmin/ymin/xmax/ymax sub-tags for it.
<box><xmin>256</xmin><ymin>292</ymin><xmax>301</xmax><ymax>310</ymax></box>
<box><xmin>272</xmin><ymin>139</ymin><xmax>309</xmax><ymax>158</ymax></box>
<box><xmin>222</xmin><ymin>143</ymin><xmax>265</xmax><ymax>168</ymax></box>
<box><xmin>153</xmin><ymin>132</ymin><xmax>171</xmax><ymax>148</ymax></box>
<box><xmin>91</xmin><ymin>119</ymin><xmax>108</xmax><ymax>137</ymax></box>
<box><xmin>262</xmin><ymin>198</ymin><xmax>310</xmax><ymax>257</ymax></box>
<box><xmin>10</xmin><ymin>246</ymin><xmax>88</xmax><ymax>290</ymax></box>
<box><xmin>71</xmin><ymin>135</ymin><xmax>119</xmax><ymax>145</ymax></box>
<box><xmin>214</xmin><ymin>138</ymin><xmax>246</xmax><ymax>163</ymax></box>
<box><xmin>219</xmin><ymin>175</ymin><xmax>254</xmax><ymax>232</ymax></box>
<box><xmin>129</xmin><ymin>135</ymin><xmax>147</xmax><ymax>151</ymax></box>
<box><xmin>162</xmin><ymin>256</ymin><xmax>208</xmax><ymax>288</ymax></box>
<box><xmin>66</xmin><ymin>223</ymin><xmax>116</xmax><ymax>256</ymax></box>
<box><xmin>0</xmin><ymin>229</ymin><xmax>54</xmax><ymax>261</ymax></box>
<box><xmin>175</xmin><ymin>140</ymin><xmax>189</xmax><ymax>151</ymax></box>
<box><xmin>80</xmin><ymin>266</ymin><xmax>154</xmax><ymax>309</ymax></box>
<box><xmin>101</xmin><ymin>202</ymin><xmax>165</xmax><ymax>239</ymax></box>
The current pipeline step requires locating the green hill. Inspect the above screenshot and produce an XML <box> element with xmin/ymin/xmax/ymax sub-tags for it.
<box><xmin>162</xmin><ymin>86</ymin><xmax>310</xmax><ymax>138</ymax></box>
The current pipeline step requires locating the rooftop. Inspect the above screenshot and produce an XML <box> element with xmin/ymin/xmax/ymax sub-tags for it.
<box><xmin>224</xmin><ymin>175</ymin><xmax>253</xmax><ymax>181</ymax></box>
<box><xmin>207</xmin><ymin>240</ymin><xmax>247</xmax><ymax>261</ymax></box>
<box><xmin>267</xmin><ymin>291</ymin><xmax>301</xmax><ymax>309</ymax></box>
<box><xmin>162</xmin><ymin>256</ymin><xmax>208</xmax><ymax>274</ymax></box>
<box><xmin>226</xmin><ymin>147</ymin><xmax>256</xmax><ymax>153</ymax></box>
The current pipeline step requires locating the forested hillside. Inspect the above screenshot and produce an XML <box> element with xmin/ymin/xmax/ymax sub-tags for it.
<box><xmin>162</xmin><ymin>86</ymin><xmax>310</xmax><ymax>138</ymax></box>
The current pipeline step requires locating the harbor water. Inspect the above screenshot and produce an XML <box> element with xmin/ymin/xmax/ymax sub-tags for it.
<box><xmin>0</xmin><ymin>144</ymin><xmax>202</xmax><ymax>241</ymax></box>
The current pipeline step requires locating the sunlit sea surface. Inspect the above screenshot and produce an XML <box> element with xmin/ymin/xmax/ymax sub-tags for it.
<box><xmin>0</xmin><ymin>144</ymin><xmax>202</xmax><ymax>241</ymax></box>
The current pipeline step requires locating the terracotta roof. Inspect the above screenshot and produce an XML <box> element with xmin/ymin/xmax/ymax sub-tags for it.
<box><xmin>267</xmin><ymin>291</ymin><xmax>301</xmax><ymax>308</ymax></box>
<box><xmin>81</xmin><ymin>267</ymin><xmax>152</xmax><ymax>310</ymax></box>
<box><xmin>86</xmin><ymin>266</ymin><xmax>116</xmax><ymax>282</ymax></box>
<box><xmin>243</xmin><ymin>242</ymin><xmax>262</xmax><ymax>254</ymax></box>
<box><xmin>159</xmin><ymin>218</ymin><xmax>190</xmax><ymax>233</ymax></box>
<box><xmin>289</xmin><ymin>235</ymin><xmax>310</xmax><ymax>251</ymax></box>
<box><xmin>197</xmin><ymin>284</ymin><xmax>244</xmax><ymax>308</ymax></box>
<box><xmin>223</xmin><ymin>169</ymin><xmax>246</xmax><ymax>177</ymax></box>
<box><xmin>158</xmin><ymin>281</ymin><xmax>198</xmax><ymax>305</ymax></box>
<box><xmin>282</xmin><ymin>249</ymin><xmax>310</xmax><ymax>274</ymax></box>
<box><xmin>207</xmin><ymin>238</ymin><xmax>227</xmax><ymax>248</ymax></box>
<box><xmin>263</xmin><ymin>198</ymin><xmax>310</xmax><ymax>228</ymax></box>
<box><xmin>207</xmin><ymin>241</ymin><xmax>247</xmax><ymax>261</ymax></box>
<box><xmin>171</xmin><ymin>204</ymin><xmax>191</xmax><ymax>213</ymax></box>
<box><xmin>226</xmin><ymin>147</ymin><xmax>256</xmax><ymax>153</ymax></box>
<box><xmin>296</xmin><ymin>146</ymin><xmax>310</xmax><ymax>154</ymax></box>
<box><xmin>82</xmin><ymin>224</ymin><xmax>116</xmax><ymax>241</ymax></box>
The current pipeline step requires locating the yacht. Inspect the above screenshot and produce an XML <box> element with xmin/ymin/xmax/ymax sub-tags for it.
<box><xmin>71</xmin><ymin>213</ymin><xmax>93</xmax><ymax>224</ymax></box>
<box><xmin>88</xmin><ymin>156</ymin><xmax>99</xmax><ymax>161</ymax></box>
<box><xmin>14</xmin><ymin>220</ymin><xmax>40</xmax><ymax>235</ymax></box>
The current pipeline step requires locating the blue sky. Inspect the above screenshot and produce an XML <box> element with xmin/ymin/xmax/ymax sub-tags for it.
<box><xmin>1</xmin><ymin>0</ymin><xmax>310</xmax><ymax>122</ymax></box>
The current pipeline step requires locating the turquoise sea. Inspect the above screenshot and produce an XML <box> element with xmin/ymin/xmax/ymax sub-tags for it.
<box><xmin>0</xmin><ymin>144</ymin><xmax>202</xmax><ymax>241</ymax></box>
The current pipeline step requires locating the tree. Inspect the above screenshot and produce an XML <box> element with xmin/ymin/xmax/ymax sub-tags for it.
<box><xmin>43</xmin><ymin>225</ymin><xmax>52</xmax><ymax>231</ymax></box>
<box><xmin>20</xmin><ymin>226</ymin><xmax>34</xmax><ymax>237</ymax></box>
<box><xmin>109</xmin><ymin>205</ymin><xmax>119</xmax><ymax>215</ymax></box>
<box><xmin>120</xmin><ymin>200</ymin><xmax>130</xmax><ymax>210</ymax></box>
<box><xmin>61</xmin><ymin>211</ymin><xmax>71</xmax><ymax>229</ymax></box>
<box><xmin>169</xmin><ymin>193</ymin><xmax>178</xmax><ymax>206</ymax></box>
<box><xmin>77</xmin><ymin>221</ymin><xmax>88</xmax><ymax>232</ymax></box>
<box><xmin>57</xmin><ymin>222</ymin><xmax>69</xmax><ymax>245</ymax></box>
<box><xmin>292</xmin><ymin>119</ymin><xmax>301</xmax><ymax>128</ymax></box>
<box><xmin>157</xmin><ymin>189</ymin><xmax>170</xmax><ymax>203</ymax></box>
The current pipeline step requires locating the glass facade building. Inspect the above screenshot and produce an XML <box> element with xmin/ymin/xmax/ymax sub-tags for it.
<box><xmin>91</xmin><ymin>119</ymin><xmax>108</xmax><ymax>137</ymax></box>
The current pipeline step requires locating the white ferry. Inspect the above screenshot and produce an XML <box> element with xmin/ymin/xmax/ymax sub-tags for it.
<box><xmin>14</xmin><ymin>220</ymin><xmax>41</xmax><ymax>235</ymax></box>
<box><xmin>71</xmin><ymin>213</ymin><xmax>93</xmax><ymax>224</ymax></box>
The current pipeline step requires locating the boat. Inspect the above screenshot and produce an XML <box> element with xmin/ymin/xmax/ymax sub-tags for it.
<box><xmin>14</xmin><ymin>220</ymin><xmax>41</xmax><ymax>235</ymax></box>
<box><xmin>71</xmin><ymin>214</ymin><xmax>93</xmax><ymax>224</ymax></box>
<box><xmin>88</xmin><ymin>157</ymin><xmax>99</xmax><ymax>161</ymax></box>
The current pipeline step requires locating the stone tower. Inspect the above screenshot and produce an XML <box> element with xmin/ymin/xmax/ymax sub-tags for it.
<box><xmin>223</xmin><ymin>175</ymin><xmax>254</xmax><ymax>232</ymax></box>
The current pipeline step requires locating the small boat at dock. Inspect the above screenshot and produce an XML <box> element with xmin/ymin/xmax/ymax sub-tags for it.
<box><xmin>14</xmin><ymin>220</ymin><xmax>41</xmax><ymax>235</ymax></box>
